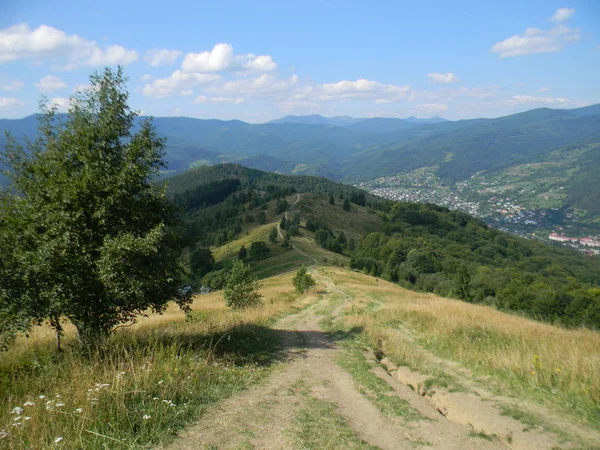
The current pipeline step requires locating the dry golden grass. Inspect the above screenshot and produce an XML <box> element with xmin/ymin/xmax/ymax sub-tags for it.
<box><xmin>0</xmin><ymin>272</ymin><xmax>320</xmax><ymax>449</ymax></box>
<box><xmin>321</xmin><ymin>268</ymin><xmax>600</xmax><ymax>428</ymax></box>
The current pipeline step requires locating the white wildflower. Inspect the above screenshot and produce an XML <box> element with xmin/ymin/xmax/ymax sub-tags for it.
<box><xmin>24</xmin><ymin>417</ymin><xmax>31</xmax><ymax>421</ymax></box>
<box><xmin>152</xmin><ymin>397</ymin><xmax>159</xmax><ymax>401</ymax></box>
<box><xmin>0</xmin><ymin>430</ymin><xmax>8</xmax><ymax>438</ymax></box>
<box><xmin>54</xmin><ymin>436</ymin><xmax>63</xmax><ymax>443</ymax></box>
<box><xmin>157</xmin><ymin>380</ymin><xmax>164</xmax><ymax>385</ymax></box>
<box><xmin>74</xmin><ymin>408</ymin><xmax>83</xmax><ymax>413</ymax></box>
<box><xmin>142</xmin><ymin>414</ymin><xmax>151</xmax><ymax>420</ymax></box>
<box><xmin>10</xmin><ymin>407</ymin><xmax>23</xmax><ymax>415</ymax></box>
<box><xmin>55</xmin><ymin>403</ymin><xmax>65</xmax><ymax>408</ymax></box>
<box><xmin>12</xmin><ymin>416</ymin><xmax>21</xmax><ymax>422</ymax></box>
<box><xmin>38</xmin><ymin>395</ymin><xmax>46</xmax><ymax>400</ymax></box>
<box><xmin>55</xmin><ymin>394</ymin><xmax>61</xmax><ymax>399</ymax></box>
<box><xmin>23</xmin><ymin>402</ymin><xmax>35</xmax><ymax>407</ymax></box>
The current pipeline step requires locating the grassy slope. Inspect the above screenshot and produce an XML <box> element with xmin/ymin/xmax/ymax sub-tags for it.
<box><xmin>0</xmin><ymin>274</ymin><xmax>318</xmax><ymax>449</ymax></box>
<box><xmin>322</xmin><ymin>268</ymin><xmax>600</xmax><ymax>433</ymax></box>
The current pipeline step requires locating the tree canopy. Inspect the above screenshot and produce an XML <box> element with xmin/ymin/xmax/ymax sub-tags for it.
<box><xmin>0</xmin><ymin>67</ymin><xmax>186</xmax><ymax>348</ymax></box>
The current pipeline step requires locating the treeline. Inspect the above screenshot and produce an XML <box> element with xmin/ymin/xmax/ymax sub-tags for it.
<box><xmin>306</xmin><ymin>217</ymin><xmax>354</xmax><ymax>254</ymax></box>
<box><xmin>351</xmin><ymin>202</ymin><xmax>600</xmax><ymax>328</ymax></box>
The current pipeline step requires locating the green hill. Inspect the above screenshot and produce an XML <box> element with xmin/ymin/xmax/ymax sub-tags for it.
<box><xmin>166</xmin><ymin>164</ymin><xmax>600</xmax><ymax>329</ymax></box>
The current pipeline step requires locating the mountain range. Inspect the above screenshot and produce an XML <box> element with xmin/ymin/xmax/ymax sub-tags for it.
<box><xmin>2</xmin><ymin>105</ymin><xmax>600</xmax><ymax>213</ymax></box>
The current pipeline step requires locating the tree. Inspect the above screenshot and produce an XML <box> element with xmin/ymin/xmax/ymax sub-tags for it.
<box><xmin>238</xmin><ymin>245</ymin><xmax>247</xmax><ymax>260</ymax></box>
<box><xmin>0</xmin><ymin>67</ymin><xmax>186</xmax><ymax>348</ymax></box>
<box><xmin>275</xmin><ymin>199</ymin><xmax>289</xmax><ymax>215</ymax></box>
<box><xmin>329</xmin><ymin>195</ymin><xmax>335</xmax><ymax>205</ymax></box>
<box><xmin>257</xmin><ymin>211</ymin><xmax>267</xmax><ymax>224</ymax></box>
<box><xmin>269</xmin><ymin>227</ymin><xmax>278</xmax><ymax>243</ymax></box>
<box><xmin>223</xmin><ymin>259</ymin><xmax>262</xmax><ymax>309</ymax></box>
<box><xmin>455</xmin><ymin>264</ymin><xmax>472</xmax><ymax>302</ymax></box>
<box><xmin>190</xmin><ymin>248</ymin><xmax>215</xmax><ymax>277</ymax></box>
<box><xmin>249</xmin><ymin>241</ymin><xmax>270</xmax><ymax>260</ymax></box>
<box><xmin>343</xmin><ymin>199</ymin><xmax>351</xmax><ymax>211</ymax></box>
<box><xmin>293</xmin><ymin>266</ymin><xmax>316</xmax><ymax>294</ymax></box>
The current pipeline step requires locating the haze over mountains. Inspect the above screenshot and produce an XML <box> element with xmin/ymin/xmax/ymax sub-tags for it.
<box><xmin>2</xmin><ymin>104</ymin><xmax>599</xmax><ymax>184</ymax></box>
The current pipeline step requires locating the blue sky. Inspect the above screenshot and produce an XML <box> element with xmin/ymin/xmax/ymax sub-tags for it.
<box><xmin>1</xmin><ymin>0</ymin><xmax>599</xmax><ymax>122</ymax></box>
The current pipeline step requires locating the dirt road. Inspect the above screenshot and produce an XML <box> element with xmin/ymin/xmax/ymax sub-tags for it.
<box><xmin>167</xmin><ymin>270</ymin><xmax>579</xmax><ymax>449</ymax></box>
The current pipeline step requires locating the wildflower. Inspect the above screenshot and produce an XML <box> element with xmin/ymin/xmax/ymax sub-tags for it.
<box><xmin>0</xmin><ymin>430</ymin><xmax>8</xmax><ymax>439</ymax></box>
<box><xmin>38</xmin><ymin>395</ymin><xmax>46</xmax><ymax>400</ymax></box>
<box><xmin>152</xmin><ymin>397</ymin><xmax>159</xmax><ymax>401</ymax></box>
<box><xmin>142</xmin><ymin>414</ymin><xmax>151</xmax><ymax>420</ymax></box>
<box><xmin>10</xmin><ymin>407</ymin><xmax>23</xmax><ymax>415</ymax></box>
<box><xmin>12</xmin><ymin>416</ymin><xmax>21</xmax><ymax>422</ymax></box>
<box><xmin>74</xmin><ymin>408</ymin><xmax>83</xmax><ymax>413</ymax></box>
<box><xmin>531</xmin><ymin>371</ymin><xmax>536</xmax><ymax>375</ymax></box>
<box><xmin>556</xmin><ymin>368</ymin><xmax>561</xmax><ymax>373</ymax></box>
<box><xmin>23</xmin><ymin>402</ymin><xmax>35</xmax><ymax>407</ymax></box>
<box><xmin>158</xmin><ymin>380</ymin><xmax>164</xmax><ymax>385</ymax></box>
<box><xmin>54</xmin><ymin>436</ymin><xmax>63</xmax><ymax>443</ymax></box>
<box><xmin>24</xmin><ymin>417</ymin><xmax>31</xmax><ymax>421</ymax></box>
<box><xmin>56</xmin><ymin>403</ymin><xmax>65</xmax><ymax>408</ymax></box>
<box><xmin>55</xmin><ymin>394</ymin><xmax>61</xmax><ymax>399</ymax></box>
<box><xmin>45</xmin><ymin>401</ymin><xmax>55</xmax><ymax>410</ymax></box>
<box><xmin>162</xmin><ymin>400</ymin><xmax>176</xmax><ymax>407</ymax></box>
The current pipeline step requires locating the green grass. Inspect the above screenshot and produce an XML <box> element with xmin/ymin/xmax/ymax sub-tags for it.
<box><xmin>332</xmin><ymin>334</ymin><xmax>421</xmax><ymax>422</ymax></box>
<box><xmin>499</xmin><ymin>404</ymin><xmax>541</xmax><ymax>430</ymax></box>
<box><xmin>468</xmin><ymin>431</ymin><xmax>496</xmax><ymax>441</ymax></box>
<box><xmin>291</xmin><ymin>397</ymin><xmax>379</xmax><ymax>450</ymax></box>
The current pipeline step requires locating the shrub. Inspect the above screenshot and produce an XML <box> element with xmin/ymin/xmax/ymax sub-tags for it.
<box><xmin>293</xmin><ymin>266</ymin><xmax>316</xmax><ymax>294</ymax></box>
<box><xmin>223</xmin><ymin>260</ymin><xmax>263</xmax><ymax>309</ymax></box>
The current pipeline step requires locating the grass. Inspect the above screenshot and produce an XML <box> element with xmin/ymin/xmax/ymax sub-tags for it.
<box><xmin>291</xmin><ymin>396</ymin><xmax>379</xmax><ymax>450</ymax></box>
<box><xmin>321</xmin><ymin>268</ymin><xmax>600</xmax><ymax>433</ymax></box>
<box><xmin>0</xmin><ymin>272</ymin><xmax>317</xmax><ymax>449</ymax></box>
<box><xmin>336</xmin><ymin>341</ymin><xmax>422</xmax><ymax>421</ymax></box>
<box><xmin>468</xmin><ymin>431</ymin><xmax>496</xmax><ymax>441</ymax></box>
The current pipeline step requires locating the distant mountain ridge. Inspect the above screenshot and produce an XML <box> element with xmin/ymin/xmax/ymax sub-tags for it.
<box><xmin>1</xmin><ymin>104</ymin><xmax>599</xmax><ymax>189</ymax></box>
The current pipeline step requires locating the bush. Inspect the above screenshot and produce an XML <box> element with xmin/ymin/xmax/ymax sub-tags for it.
<box><xmin>223</xmin><ymin>260</ymin><xmax>263</xmax><ymax>309</ymax></box>
<box><xmin>293</xmin><ymin>266</ymin><xmax>316</xmax><ymax>294</ymax></box>
<box><xmin>249</xmin><ymin>241</ymin><xmax>270</xmax><ymax>260</ymax></box>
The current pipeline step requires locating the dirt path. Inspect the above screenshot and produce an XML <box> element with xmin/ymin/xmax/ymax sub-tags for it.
<box><xmin>167</xmin><ymin>272</ymin><xmax>573</xmax><ymax>450</ymax></box>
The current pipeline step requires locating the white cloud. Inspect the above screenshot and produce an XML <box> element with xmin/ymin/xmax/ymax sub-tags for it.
<box><xmin>180</xmin><ymin>89</ymin><xmax>193</xmax><ymax>96</ymax></box>
<box><xmin>142</xmin><ymin>70</ymin><xmax>221</xmax><ymax>98</ymax></box>
<box><xmin>319</xmin><ymin>79</ymin><xmax>411</xmax><ymax>103</ymax></box>
<box><xmin>140</xmin><ymin>74</ymin><xmax>153</xmax><ymax>81</ymax></box>
<box><xmin>506</xmin><ymin>95</ymin><xmax>571</xmax><ymax>106</ymax></box>
<box><xmin>35</xmin><ymin>75</ymin><xmax>67</xmax><ymax>92</ymax></box>
<box><xmin>194</xmin><ymin>95</ymin><xmax>245</xmax><ymax>105</ymax></box>
<box><xmin>426</xmin><ymin>72</ymin><xmax>460</xmax><ymax>84</ymax></box>
<box><xmin>49</xmin><ymin>96</ymin><xmax>71</xmax><ymax>112</ymax></box>
<box><xmin>538</xmin><ymin>87</ymin><xmax>551</xmax><ymax>93</ymax></box>
<box><xmin>550</xmin><ymin>8</ymin><xmax>575</xmax><ymax>23</ymax></box>
<box><xmin>181</xmin><ymin>43</ymin><xmax>277</xmax><ymax>73</ymax></box>
<box><xmin>416</xmin><ymin>103</ymin><xmax>449</xmax><ymax>114</ymax></box>
<box><xmin>0</xmin><ymin>96</ymin><xmax>23</xmax><ymax>109</ymax></box>
<box><xmin>0</xmin><ymin>79</ymin><xmax>23</xmax><ymax>91</ymax></box>
<box><xmin>144</xmin><ymin>48</ymin><xmax>182</xmax><ymax>67</ymax></box>
<box><xmin>0</xmin><ymin>23</ymin><xmax>138</xmax><ymax>68</ymax></box>
<box><xmin>491</xmin><ymin>24</ymin><xmax>580</xmax><ymax>57</ymax></box>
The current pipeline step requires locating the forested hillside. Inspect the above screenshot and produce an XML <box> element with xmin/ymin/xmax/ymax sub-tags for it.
<box><xmin>3</xmin><ymin>105</ymin><xmax>599</xmax><ymax>186</ymax></box>
<box><xmin>166</xmin><ymin>164</ymin><xmax>600</xmax><ymax>329</ymax></box>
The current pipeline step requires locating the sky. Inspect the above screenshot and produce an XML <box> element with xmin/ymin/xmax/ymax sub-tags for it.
<box><xmin>1</xmin><ymin>0</ymin><xmax>599</xmax><ymax>122</ymax></box>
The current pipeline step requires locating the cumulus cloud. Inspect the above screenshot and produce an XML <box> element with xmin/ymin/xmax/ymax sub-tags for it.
<box><xmin>145</xmin><ymin>48</ymin><xmax>182</xmax><ymax>67</ymax></box>
<box><xmin>35</xmin><ymin>75</ymin><xmax>67</xmax><ymax>92</ymax></box>
<box><xmin>491</xmin><ymin>24</ymin><xmax>580</xmax><ymax>57</ymax></box>
<box><xmin>0</xmin><ymin>96</ymin><xmax>23</xmax><ymax>109</ymax></box>
<box><xmin>416</xmin><ymin>103</ymin><xmax>449</xmax><ymax>113</ymax></box>
<box><xmin>49</xmin><ymin>96</ymin><xmax>72</xmax><ymax>112</ymax></box>
<box><xmin>0</xmin><ymin>23</ymin><xmax>138</xmax><ymax>68</ymax></box>
<box><xmin>194</xmin><ymin>95</ymin><xmax>245</xmax><ymax>105</ymax></box>
<box><xmin>427</xmin><ymin>72</ymin><xmax>460</xmax><ymax>84</ymax></box>
<box><xmin>506</xmin><ymin>95</ymin><xmax>571</xmax><ymax>106</ymax></box>
<box><xmin>181</xmin><ymin>43</ymin><xmax>277</xmax><ymax>73</ymax></box>
<box><xmin>0</xmin><ymin>79</ymin><xmax>23</xmax><ymax>91</ymax></box>
<box><xmin>142</xmin><ymin>70</ymin><xmax>221</xmax><ymax>98</ymax></box>
<box><xmin>318</xmin><ymin>79</ymin><xmax>411</xmax><ymax>103</ymax></box>
<box><xmin>550</xmin><ymin>8</ymin><xmax>575</xmax><ymax>23</ymax></box>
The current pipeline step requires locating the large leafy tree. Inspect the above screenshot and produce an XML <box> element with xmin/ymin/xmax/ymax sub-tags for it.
<box><xmin>0</xmin><ymin>67</ymin><xmax>186</xmax><ymax>347</ymax></box>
